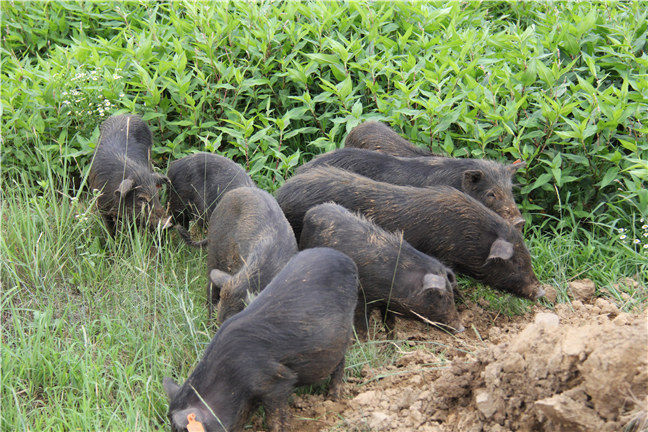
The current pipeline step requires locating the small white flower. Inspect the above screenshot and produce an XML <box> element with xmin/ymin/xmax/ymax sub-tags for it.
<box><xmin>644</xmin><ymin>232</ymin><xmax>648</xmax><ymax>237</ymax></box>
<box><xmin>642</xmin><ymin>225</ymin><xmax>648</xmax><ymax>230</ymax></box>
<box><xmin>644</xmin><ymin>244</ymin><xmax>648</xmax><ymax>249</ymax></box>
<box><xmin>617</xmin><ymin>228</ymin><xmax>625</xmax><ymax>233</ymax></box>
<box><xmin>119</xmin><ymin>93</ymin><xmax>125</xmax><ymax>98</ymax></box>
<box><xmin>619</xmin><ymin>235</ymin><xmax>627</xmax><ymax>240</ymax></box>
<box><xmin>634</xmin><ymin>239</ymin><xmax>641</xmax><ymax>244</ymax></box>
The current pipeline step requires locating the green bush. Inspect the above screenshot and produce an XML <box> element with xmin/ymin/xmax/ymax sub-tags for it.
<box><xmin>2</xmin><ymin>1</ymin><xmax>646</xmax><ymax>227</ymax></box>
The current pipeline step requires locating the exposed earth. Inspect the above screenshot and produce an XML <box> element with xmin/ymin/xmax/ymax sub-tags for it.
<box><xmin>253</xmin><ymin>279</ymin><xmax>648</xmax><ymax>431</ymax></box>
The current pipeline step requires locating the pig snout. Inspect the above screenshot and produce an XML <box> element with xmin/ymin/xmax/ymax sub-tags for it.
<box><xmin>502</xmin><ymin>206</ymin><xmax>525</xmax><ymax>230</ymax></box>
<box><xmin>532</xmin><ymin>284</ymin><xmax>546</xmax><ymax>301</ymax></box>
<box><xmin>522</xmin><ymin>282</ymin><xmax>545</xmax><ymax>301</ymax></box>
<box><xmin>158</xmin><ymin>215</ymin><xmax>173</xmax><ymax>230</ymax></box>
<box><xmin>148</xmin><ymin>206</ymin><xmax>172</xmax><ymax>230</ymax></box>
<box><xmin>450</xmin><ymin>321</ymin><xmax>465</xmax><ymax>334</ymax></box>
<box><xmin>512</xmin><ymin>217</ymin><xmax>525</xmax><ymax>230</ymax></box>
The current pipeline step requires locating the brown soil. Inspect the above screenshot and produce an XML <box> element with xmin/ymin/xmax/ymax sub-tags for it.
<box><xmin>267</xmin><ymin>292</ymin><xmax>648</xmax><ymax>432</ymax></box>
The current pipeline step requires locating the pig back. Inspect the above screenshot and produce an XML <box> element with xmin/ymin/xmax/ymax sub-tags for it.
<box><xmin>96</xmin><ymin>114</ymin><xmax>153</xmax><ymax>165</ymax></box>
<box><xmin>345</xmin><ymin>121</ymin><xmax>433</xmax><ymax>157</ymax></box>
<box><xmin>167</xmin><ymin>153</ymin><xmax>256</xmax><ymax>226</ymax></box>
<box><xmin>218</xmin><ymin>248</ymin><xmax>358</xmax><ymax>384</ymax></box>
<box><xmin>207</xmin><ymin>187</ymin><xmax>296</xmax><ymax>273</ymax></box>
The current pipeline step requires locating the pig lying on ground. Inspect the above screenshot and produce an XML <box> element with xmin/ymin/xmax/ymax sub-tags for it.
<box><xmin>276</xmin><ymin>167</ymin><xmax>544</xmax><ymax>300</ymax></box>
<box><xmin>345</xmin><ymin>121</ymin><xmax>434</xmax><ymax>157</ymax></box>
<box><xmin>177</xmin><ymin>187</ymin><xmax>297</xmax><ymax>321</ymax></box>
<box><xmin>297</xmin><ymin>147</ymin><xmax>526</xmax><ymax>229</ymax></box>
<box><xmin>300</xmin><ymin>203</ymin><xmax>464</xmax><ymax>335</ymax></box>
<box><xmin>163</xmin><ymin>247</ymin><xmax>358</xmax><ymax>432</ymax></box>
<box><xmin>167</xmin><ymin>152</ymin><xmax>255</xmax><ymax>229</ymax></box>
<box><xmin>89</xmin><ymin>114</ymin><xmax>171</xmax><ymax>234</ymax></box>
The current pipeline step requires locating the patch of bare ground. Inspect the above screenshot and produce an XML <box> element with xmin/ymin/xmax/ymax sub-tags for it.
<box><xmin>277</xmin><ymin>292</ymin><xmax>647</xmax><ymax>432</ymax></box>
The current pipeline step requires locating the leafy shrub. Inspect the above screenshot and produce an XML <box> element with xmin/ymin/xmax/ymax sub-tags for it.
<box><xmin>1</xmin><ymin>1</ymin><xmax>646</xmax><ymax>226</ymax></box>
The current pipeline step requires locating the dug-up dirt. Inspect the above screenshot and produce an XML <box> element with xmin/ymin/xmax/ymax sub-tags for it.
<box><xmin>282</xmin><ymin>292</ymin><xmax>648</xmax><ymax>432</ymax></box>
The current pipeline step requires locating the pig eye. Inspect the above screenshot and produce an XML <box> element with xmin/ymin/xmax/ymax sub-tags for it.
<box><xmin>486</xmin><ymin>191</ymin><xmax>496</xmax><ymax>199</ymax></box>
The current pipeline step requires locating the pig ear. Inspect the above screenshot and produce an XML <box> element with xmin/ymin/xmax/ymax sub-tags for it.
<box><xmin>163</xmin><ymin>377</ymin><xmax>180</xmax><ymax>400</ymax></box>
<box><xmin>423</xmin><ymin>274</ymin><xmax>446</xmax><ymax>291</ymax></box>
<box><xmin>114</xmin><ymin>178</ymin><xmax>134</xmax><ymax>197</ymax></box>
<box><xmin>445</xmin><ymin>269</ymin><xmax>457</xmax><ymax>288</ymax></box>
<box><xmin>462</xmin><ymin>170</ymin><xmax>483</xmax><ymax>190</ymax></box>
<box><xmin>210</xmin><ymin>269</ymin><xmax>232</xmax><ymax>287</ymax></box>
<box><xmin>508</xmin><ymin>160</ymin><xmax>526</xmax><ymax>175</ymax></box>
<box><xmin>487</xmin><ymin>238</ymin><xmax>514</xmax><ymax>262</ymax></box>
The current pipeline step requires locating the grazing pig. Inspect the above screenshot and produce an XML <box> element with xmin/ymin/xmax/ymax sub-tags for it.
<box><xmin>179</xmin><ymin>187</ymin><xmax>297</xmax><ymax>321</ymax></box>
<box><xmin>276</xmin><ymin>167</ymin><xmax>544</xmax><ymax>300</ymax></box>
<box><xmin>300</xmin><ymin>203</ymin><xmax>463</xmax><ymax>335</ymax></box>
<box><xmin>297</xmin><ymin>147</ymin><xmax>526</xmax><ymax>229</ymax></box>
<box><xmin>345</xmin><ymin>121</ymin><xmax>434</xmax><ymax>157</ymax></box>
<box><xmin>167</xmin><ymin>152</ymin><xmax>256</xmax><ymax>229</ymax></box>
<box><xmin>163</xmin><ymin>247</ymin><xmax>358</xmax><ymax>432</ymax></box>
<box><xmin>89</xmin><ymin>114</ymin><xmax>171</xmax><ymax>234</ymax></box>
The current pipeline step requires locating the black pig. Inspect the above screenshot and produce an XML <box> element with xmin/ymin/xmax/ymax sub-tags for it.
<box><xmin>167</xmin><ymin>152</ymin><xmax>256</xmax><ymax>229</ymax></box>
<box><xmin>345</xmin><ymin>121</ymin><xmax>434</xmax><ymax>157</ymax></box>
<box><xmin>89</xmin><ymin>114</ymin><xmax>171</xmax><ymax>234</ymax></box>
<box><xmin>276</xmin><ymin>167</ymin><xmax>544</xmax><ymax>300</ymax></box>
<box><xmin>163</xmin><ymin>247</ymin><xmax>358</xmax><ymax>432</ymax></box>
<box><xmin>297</xmin><ymin>147</ymin><xmax>526</xmax><ymax>229</ymax></box>
<box><xmin>179</xmin><ymin>187</ymin><xmax>298</xmax><ymax>321</ymax></box>
<box><xmin>300</xmin><ymin>203</ymin><xmax>463</xmax><ymax>335</ymax></box>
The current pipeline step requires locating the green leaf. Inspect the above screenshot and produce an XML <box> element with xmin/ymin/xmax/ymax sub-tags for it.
<box><xmin>598</xmin><ymin>167</ymin><xmax>619</xmax><ymax>188</ymax></box>
<box><xmin>618</xmin><ymin>139</ymin><xmax>637</xmax><ymax>152</ymax></box>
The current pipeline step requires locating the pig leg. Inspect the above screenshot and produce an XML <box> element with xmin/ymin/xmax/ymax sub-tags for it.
<box><xmin>174</xmin><ymin>209</ymin><xmax>190</xmax><ymax>230</ymax></box>
<box><xmin>264</xmin><ymin>401</ymin><xmax>288</xmax><ymax>432</ymax></box>
<box><xmin>260</xmin><ymin>364</ymin><xmax>297</xmax><ymax>432</ymax></box>
<box><xmin>327</xmin><ymin>358</ymin><xmax>346</xmax><ymax>400</ymax></box>
<box><xmin>353</xmin><ymin>304</ymin><xmax>369</xmax><ymax>341</ymax></box>
<box><xmin>101</xmin><ymin>214</ymin><xmax>116</xmax><ymax>236</ymax></box>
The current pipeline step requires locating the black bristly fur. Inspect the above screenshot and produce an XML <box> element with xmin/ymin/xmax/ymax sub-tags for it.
<box><xmin>167</xmin><ymin>153</ymin><xmax>256</xmax><ymax>229</ymax></box>
<box><xmin>300</xmin><ymin>203</ymin><xmax>463</xmax><ymax>335</ymax></box>
<box><xmin>165</xmin><ymin>248</ymin><xmax>358</xmax><ymax>432</ymax></box>
<box><xmin>89</xmin><ymin>114</ymin><xmax>170</xmax><ymax>234</ymax></box>
<box><xmin>345</xmin><ymin>121</ymin><xmax>435</xmax><ymax>157</ymax></box>
<box><xmin>205</xmin><ymin>187</ymin><xmax>298</xmax><ymax>322</ymax></box>
<box><xmin>276</xmin><ymin>167</ymin><xmax>543</xmax><ymax>300</ymax></box>
<box><xmin>297</xmin><ymin>147</ymin><xmax>525</xmax><ymax>229</ymax></box>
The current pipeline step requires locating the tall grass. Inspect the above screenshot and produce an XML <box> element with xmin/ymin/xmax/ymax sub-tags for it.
<box><xmin>1</xmin><ymin>164</ymin><xmax>210</xmax><ymax>430</ymax></box>
<box><xmin>2</xmin><ymin>160</ymin><xmax>646</xmax><ymax>430</ymax></box>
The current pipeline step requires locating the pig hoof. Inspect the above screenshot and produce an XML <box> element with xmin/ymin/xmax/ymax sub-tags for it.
<box><xmin>328</xmin><ymin>387</ymin><xmax>342</xmax><ymax>401</ymax></box>
<box><xmin>451</xmin><ymin>324</ymin><xmax>466</xmax><ymax>334</ymax></box>
<box><xmin>533</xmin><ymin>287</ymin><xmax>546</xmax><ymax>301</ymax></box>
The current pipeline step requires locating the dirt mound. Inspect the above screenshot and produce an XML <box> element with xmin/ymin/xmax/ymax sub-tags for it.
<box><xmin>279</xmin><ymin>298</ymin><xmax>647</xmax><ymax>432</ymax></box>
<box><xmin>332</xmin><ymin>310</ymin><xmax>647</xmax><ymax>432</ymax></box>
